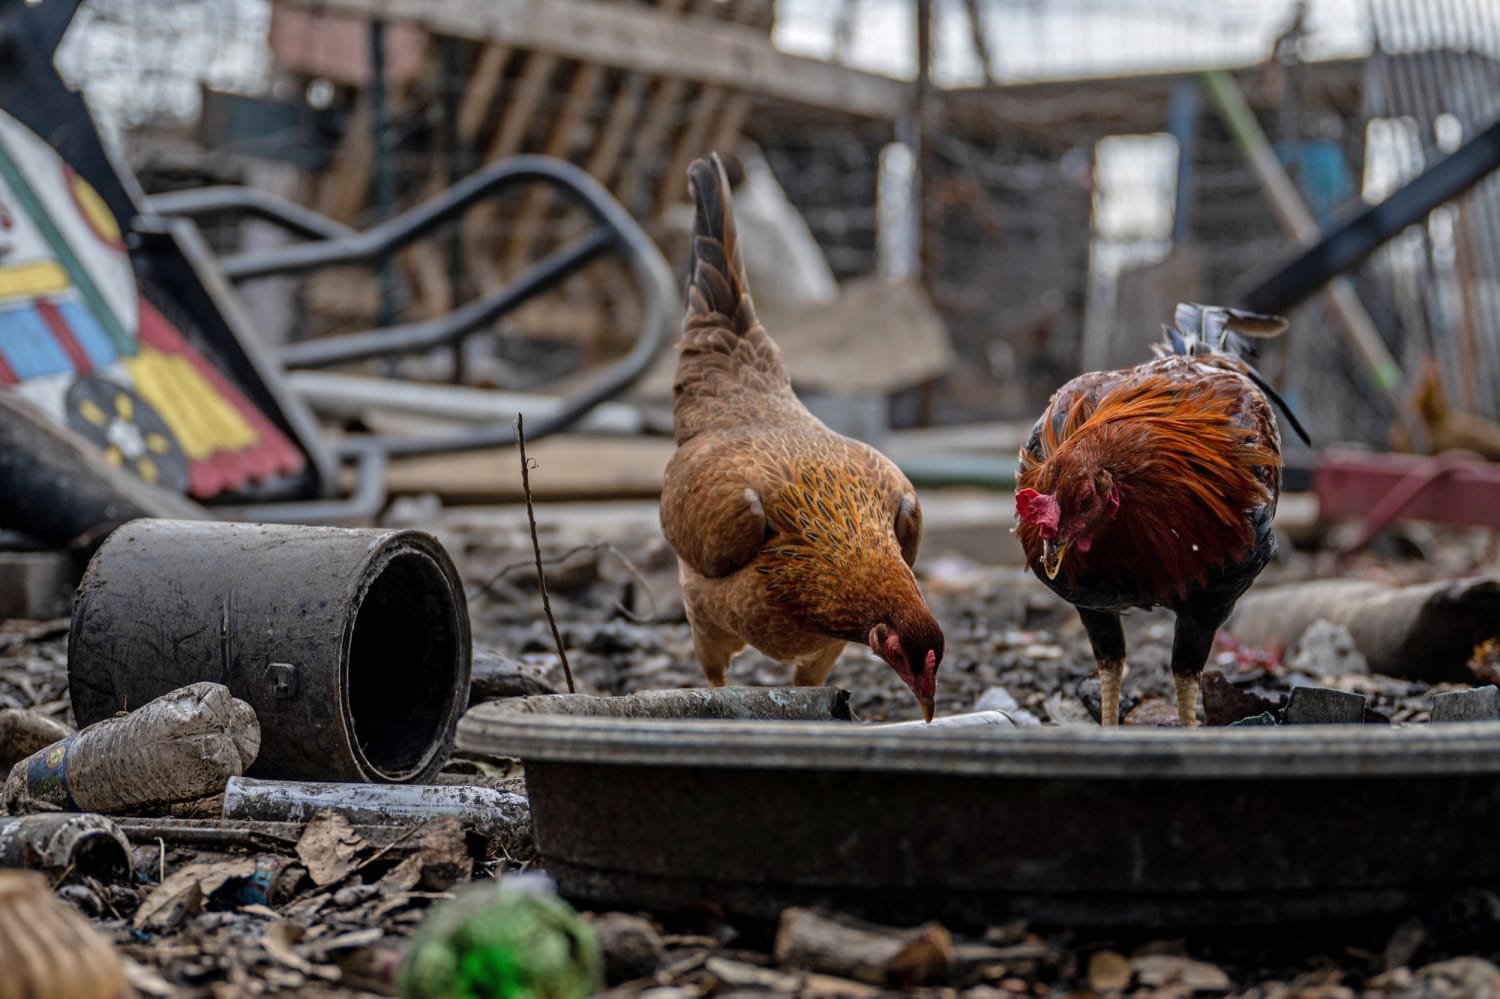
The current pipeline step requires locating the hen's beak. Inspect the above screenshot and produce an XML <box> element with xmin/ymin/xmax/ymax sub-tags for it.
<box><xmin>1042</xmin><ymin>539</ymin><xmax>1070</xmax><ymax>579</ymax></box>
<box><xmin>918</xmin><ymin>694</ymin><xmax>936</xmax><ymax>724</ymax></box>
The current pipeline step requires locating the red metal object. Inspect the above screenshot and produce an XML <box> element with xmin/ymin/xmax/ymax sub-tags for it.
<box><xmin>1315</xmin><ymin>449</ymin><xmax>1500</xmax><ymax>550</ymax></box>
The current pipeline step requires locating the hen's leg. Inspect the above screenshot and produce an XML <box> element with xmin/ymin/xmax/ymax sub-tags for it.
<box><xmin>1169</xmin><ymin>613</ymin><xmax>1221</xmax><ymax>728</ymax></box>
<box><xmin>686</xmin><ymin>609</ymin><xmax>744</xmax><ymax>687</ymax></box>
<box><xmin>1078</xmin><ymin>609</ymin><xmax>1126</xmax><ymax>726</ymax></box>
<box><xmin>793</xmin><ymin>642</ymin><xmax>845</xmax><ymax>687</ymax></box>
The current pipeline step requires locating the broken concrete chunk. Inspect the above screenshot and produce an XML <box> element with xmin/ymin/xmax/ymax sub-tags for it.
<box><xmin>1430</xmin><ymin>686</ymin><xmax>1500</xmax><ymax>723</ymax></box>
<box><xmin>1284</xmin><ymin>686</ymin><xmax>1367</xmax><ymax>724</ymax></box>
<box><xmin>1287</xmin><ymin>619</ymin><xmax>1370</xmax><ymax>676</ymax></box>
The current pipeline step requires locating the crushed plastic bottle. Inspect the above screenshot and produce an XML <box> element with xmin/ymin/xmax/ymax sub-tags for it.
<box><xmin>3</xmin><ymin>682</ymin><xmax>259</xmax><ymax>815</ymax></box>
<box><xmin>400</xmin><ymin>873</ymin><xmax>601</xmax><ymax>999</ymax></box>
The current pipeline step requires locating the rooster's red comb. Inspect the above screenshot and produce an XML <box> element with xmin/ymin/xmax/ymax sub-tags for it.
<box><xmin>1015</xmin><ymin>488</ymin><xmax>1061</xmax><ymax>537</ymax></box>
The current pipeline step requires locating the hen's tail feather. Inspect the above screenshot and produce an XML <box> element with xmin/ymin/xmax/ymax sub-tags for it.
<box><xmin>1158</xmin><ymin>302</ymin><xmax>1312</xmax><ymax>447</ymax></box>
<box><xmin>687</xmin><ymin>153</ymin><xmax>758</xmax><ymax>337</ymax></box>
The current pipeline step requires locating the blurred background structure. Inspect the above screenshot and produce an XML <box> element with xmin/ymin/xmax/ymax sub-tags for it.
<box><xmin>35</xmin><ymin>0</ymin><xmax>1500</xmax><ymax>459</ymax></box>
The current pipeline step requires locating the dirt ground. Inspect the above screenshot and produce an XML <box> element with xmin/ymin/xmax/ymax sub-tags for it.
<box><xmin>2</xmin><ymin>499</ymin><xmax>1499</xmax><ymax>998</ymax></box>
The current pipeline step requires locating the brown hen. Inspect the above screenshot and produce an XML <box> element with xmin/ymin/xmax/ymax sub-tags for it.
<box><xmin>660</xmin><ymin>154</ymin><xmax>944</xmax><ymax>720</ymax></box>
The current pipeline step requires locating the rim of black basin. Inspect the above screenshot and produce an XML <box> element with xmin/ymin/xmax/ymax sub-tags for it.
<box><xmin>456</xmin><ymin>705</ymin><xmax>1500</xmax><ymax>780</ymax></box>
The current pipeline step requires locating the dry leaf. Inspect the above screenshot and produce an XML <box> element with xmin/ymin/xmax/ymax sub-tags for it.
<box><xmin>262</xmin><ymin>920</ymin><xmax>340</xmax><ymax>981</ymax></box>
<box><xmin>262</xmin><ymin>921</ymin><xmax>313</xmax><ymax>975</ymax></box>
<box><xmin>411</xmin><ymin>815</ymin><xmax>472</xmax><ymax>890</ymax></box>
<box><xmin>296</xmin><ymin>811</ymin><xmax>367</xmax><ymax>886</ymax></box>
<box><xmin>1089</xmin><ymin>949</ymin><xmax>1132</xmax><ymax>992</ymax></box>
<box><xmin>133</xmin><ymin>858</ymin><xmax>259</xmax><ymax>931</ymax></box>
<box><xmin>122</xmin><ymin>957</ymin><xmax>176</xmax><ymax>997</ymax></box>
<box><xmin>376</xmin><ymin>853</ymin><xmax>423</xmax><ymax>893</ymax></box>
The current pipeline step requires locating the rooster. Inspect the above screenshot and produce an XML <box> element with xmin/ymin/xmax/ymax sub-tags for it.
<box><xmin>660</xmin><ymin>154</ymin><xmax>944</xmax><ymax>721</ymax></box>
<box><xmin>1015</xmin><ymin>304</ymin><xmax>1309</xmax><ymax>727</ymax></box>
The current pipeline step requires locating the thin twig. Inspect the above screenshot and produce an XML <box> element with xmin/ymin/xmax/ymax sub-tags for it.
<box><xmin>515</xmin><ymin>414</ymin><xmax>575</xmax><ymax>693</ymax></box>
<box><xmin>470</xmin><ymin>541</ymin><xmax>661</xmax><ymax>623</ymax></box>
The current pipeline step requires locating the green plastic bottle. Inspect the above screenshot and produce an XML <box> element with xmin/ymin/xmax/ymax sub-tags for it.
<box><xmin>400</xmin><ymin>874</ymin><xmax>602</xmax><ymax>999</ymax></box>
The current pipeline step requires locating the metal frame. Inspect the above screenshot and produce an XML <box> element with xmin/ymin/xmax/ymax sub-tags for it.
<box><xmin>143</xmin><ymin>155</ymin><xmax>678</xmax><ymax>461</ymax></box>
<box><xmin>143</xmin><ymin>155</ymin><xmax>678</xmax><ymax>525</ymax></box>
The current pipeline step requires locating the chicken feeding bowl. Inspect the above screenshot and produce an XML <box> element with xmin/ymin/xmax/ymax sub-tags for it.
<box><xmin>457</xmin><ymin>695</ymin><xmax>1500</xmax><ymax>929</ymax></box>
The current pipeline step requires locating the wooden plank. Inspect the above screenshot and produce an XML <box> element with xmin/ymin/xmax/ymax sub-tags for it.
<box><xmin>585</xmin><ymin>0</ymin><xmax>691</xmax><ymax>187</ymax></box>
<box><xmin>654</xmin><ymin>0</ymin><xmax>768</xmax><ymax>208</ymax></box>
<box><xmin>460</xmin><ymin>51</ymin><xmax>561</xmax><ymax>291</ymax></box>
<box><xmin>488</xmin><ymin>52</ymin><xmax>559</xmax><ymax>162</ymax></box>
<box><xmin>656</xmin><ymin>86</ymin><xmax>727</xmax><ymax>208</ymax></box>
<box><xmin>378</xmin><ymin>434</ymin><xmax>675</xmax><ymax>501</ymax></box>
<box><xmin>707</xmin><ymin>92</ymin><xmax>754</xmax><ymax>164</ymax></box>
<box><xmin>315</xmin><ymin>95</ymin><xmax>374</xmax><ymax>223</ymax></box>
<box><xmin>613</xmin><ymin>76</ymin><xmax>691</xmax><ymax>214</ymax></box>
<box><xmin>505</xmin><ymin>61</ymin><xmax>608</xmax><ymax>271</ymax></box>
<box><xmin>281</xmin><ymin>0</ymin><xmax>908</xmax><ymax>118</ymax></box>
<box><xmin>611</xmin><ymin>0</ymin><xmax>722</xmax><ymax>212</ymax></box>
<box><xmin>457</xmin><ymin>43</ymin><xmax>511</xmax><ymax>145</ymax></box>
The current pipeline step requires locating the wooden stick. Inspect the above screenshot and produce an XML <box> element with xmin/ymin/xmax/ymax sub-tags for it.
<box><xmin>515</xmin><ymin>413</ymin><xmax>575</xmax><ymax>693</ymax></box>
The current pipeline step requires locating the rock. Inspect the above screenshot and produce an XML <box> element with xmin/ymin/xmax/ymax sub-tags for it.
<box><xmin>1075</xmin><ymin>677</ymin><xmax>1138</xmax><ymax>724</ymax></box>
<box><xmin>1287</xmin><ymin>619</ymin><xmax>1370</xmax><ymax>676</ymax></box>
<box><xmin>972</xmin><ymin>687</ymin><xmax>1041</xmax><ymax>726</ymax></box>
<box><xmin>1041</xmin><ymin>691</ymin><xmax>1094</xmax><ymax>726</ymax></box>
<box><xmin>1284</xmin><ymin>685</ymin><xmax>1367</xmax><ymax>724</ymax></box>
<box><xmin>590</xmin><ymin>912</ymin><xmax>664</xmax><ymax>984</ymax></box>
<box><xmin>1231</xmin><ymin>711</ymin><xmax>1279</xmax><ymax>726</ymax></box>
<box><xmin>1130</xmin><ymin>953</ymin><xmax>1232</xmax><ymax>991</ymax></box>
<box><xmin>1430</xmin><ymin>686</ymin><xmax>1500</xmax><ymax>723</ymax></box>
<box><xmin>469</xmin><ymin>648</ymin><xmax>563</xmax><ymax>701</ymax></box>
<box><xmin>1410</xmin><ymin>957</ymin><xmax>1500</xmax><ymax>997</ymax></box>
<box><xmin>1088</xmin><ymin>949</ymin><xmax>1131</xmax><ymax>991</ymax></box>
<box><xmin>1200</xmin><ymin>670</ymin><xmax>1281</xmax><ymax>726</ymax></box>
<box><xmin>1123</xmin><ymin>700</ymin><xmax>1181</xmax><ymax>727</ymax></box>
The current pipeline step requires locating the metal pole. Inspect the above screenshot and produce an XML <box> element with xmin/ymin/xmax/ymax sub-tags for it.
<box><xmin>370</xmin><ymin>18</ymin><xmax>397</xmax><ymax>331</ymax></box>
<box><xmin>910</xmin><ymin>0</ymin><xmax>932</xmax><ymax>284</ymax></box>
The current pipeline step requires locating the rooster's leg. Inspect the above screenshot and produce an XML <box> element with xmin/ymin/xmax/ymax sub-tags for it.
<box><xmin>1098</xmin><ymin>658</ymin><xmax>1124</xmax><ymax>727</ymax></box>
<box><xmin>1077</xmin><ymin>609</ymin><xmax>1127</xmax><ymax>726</ymax></box>
<box><xmin>793</xmin><ymin>642</ymin><xmax>844</xmax><ymax>687</ymax></box>
<box><xmin>1170</xmin><ymin>611</ymin><xmax>1223</xmax><ymax>728</ymax></box>
<box><xmin>1173</xmin><ymin>673</ymin><xmax>1201</xmax><ymax>728</ymax></box>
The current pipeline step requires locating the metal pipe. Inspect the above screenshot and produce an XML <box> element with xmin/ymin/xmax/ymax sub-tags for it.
<box><xmin>283</xmin><ymin>370</ymin><xmax>646</xmax><ymax>434</ymax></box>
<box><xmin>69</xmin><ymin>519</ymin><xmax>471</xmax><ymax>782</ymax></box>
<box><xmin>142</xmin><ymin>186</ymin><xmax>354</xmax><ymax>241</ymax></box>
<box><xmin>221</xmin><ymin>156</ymin><xmax>627</xmax><ymax>281</ymax></box>
<box><xmin>275</xmin><ymin>225</ymin><xmax>617</xmax><ymax>368</ymax></box>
